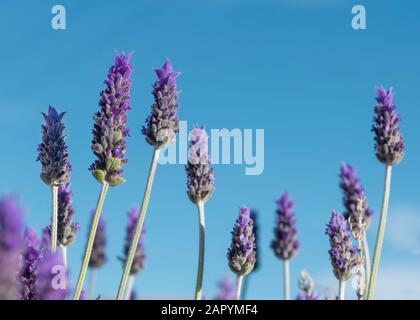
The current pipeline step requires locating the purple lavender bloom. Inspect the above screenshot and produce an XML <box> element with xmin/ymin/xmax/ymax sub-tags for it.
<box><xmin>227</xmin><ymin>206</ymin><xmax>256</xmax><ymax>276</ymax></box>
<box><xmin>19</xmin><ymin>228</ymin><xmax>42</xmax><ymax>300</ymax></box>
<box><xmin>142</xmin><ymin>59</ymin><xmax>180</xmax><ymax>149</ymax></box>
<box><xmin>57</xmin><ymin>184</ymin><xmax>79</xmax><ymax>246</ymax></box>
<box><xmin>0</xmin><ymin>195</ymin><xmax>24</xmax><ymax>300</ymax></box>
<box><xmin>90</xmin><ymin>53</ymin><xmax>133</xmax><ymax>186</ymax></box>
<box><xmin>250</xmin><ymin>210</ymin><xmax>260</xmax><ymax>271</ymax></box>
<box><xmin>325</xmin><ymin>211</ymin><xmax>357</xmax><ymax>282</ymax></box>
<box><xmin>79</xmin><ymin>290</ymin><xmax>87</xmax><ymax>300</ymax></box>
<box><xmin>37</xmin><ymin>106</ymin><xmax>71</xmax><ymax>186</ymax></box>
<box><xmin>214</xmin><ymin>277</ymin><xmax>235</xmax><ymax>300</ymax></box>
<box><xmin>297</xmin><ymin>293</ymin><xmax>319</xmax><ymax>300</ymax></box>
<box><xmin>34</xmin><ymin>249</ymin><xmax>67</xmax><ymax>300</ymax></box>
<box><xmin>372</xmin><ymin>87</ymin><xmax>404</xmax><ymax>165</ymax></box>
<box><xmin>271</xmin><ymin>192</ymin><xmax>299</xmax><ymax>261</ymax></box>
<box><xmin>88</xmin><ymin>212</ymin><xmax>107</xmax><ymax>269</ymax></box>
<box><xmin>186</xmin><ymin>126</ymin><xmax>215</xmax><ymax>204</ymax></box>
<box><xmin>339</xmin><ymin>163</ymin><xmax>373</xmax><ymax>224</ymax></box>
<box><xmin>120</xmin><ymin>208</ymin><xmax>146</xmax><ymax>275</ymax></box>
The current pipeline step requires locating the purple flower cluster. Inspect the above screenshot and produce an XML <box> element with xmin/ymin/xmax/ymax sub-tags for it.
<box><xmin>0</xmin><ymin>196</ymin><xmax>24</xmax><ymax>300</ymax></box>
<box><xmin>325</xmin><ymin>211</ymin><xmax>356</xmax><ymax>281</ymax></box>
<box><xmin>214</xmin><ymin>277</ymin><xmax>235</xmax><ymax>300</ymax></box>
<box><xmin>250</xmin><ymin>210</ymin><xmax>260</xmax><ymax>271</ymax></box>
<box><xmin>297</xmin><ymin>292</ymin><xmax>319</xmax><ymax>300</ymax></box>
<box><xmin>142</xmin><ymin>59</ymin><xmax>180</xmax><ymax>149</ymax></box>
<box><xmin>56</xmin><ymin>184</ymin><xmax>79</xmax><ymax>247</ymax></box>
<box><xmin>121</xmin><ymin>208</ymin><xmax>146</xmax><ymax>275</ymax></box>
<box><xmin>88</xmin><ymin>213</ymin><xmax>107</xmax><ymax>269</ymax></box>
<box><xmin>271</xmin><ymin>192</ymin><xmax>299</xmax><ymax>261</ymax></box>
<box><xmin>90</xmin><ymin>53</ymin><xmax>133</xmax><ymax>186</ymax></box>
<box><xmin>37</xmin><ymin>106</ymin><xmax>71</xmax><ymax>186</ymax></box>
<box><xmin>372</xmin><ymin>87</ymin><xmax>404</xmax><ymax>166</ymax></box>
<box><xmin>186</xmin><ymin>126</ymin><xmax>215</xmax><ymax>205</ymax></box>
<box><xmin>227</xmin><ymin>207</ymin><xmax>256</xmax><ymax>276</ymax></box>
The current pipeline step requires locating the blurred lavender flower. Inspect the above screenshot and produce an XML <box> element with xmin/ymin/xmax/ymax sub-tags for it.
<box><xmin>90</xmin><ymin>53</ymin><xmax>133</xmax><ymax>186</ymax></box>
<box><xmin>215</xmin><ymin>277</ymin><xmax>235</xmax><ymax>300</ymax></box>
<box><xmin>227</xmin><ymin>206</ymin><xmax>256</xmax><ymax>276</ymax></box>
<box><xmin>120</xmin><ymin>208</ymin><xmax>146</xmax><ymax>275</ymax></box>
<box><xmin>0</xmin><ymin>195</ymin><xmax>24</xmax><ymax>300</ymax></box>
<box><xmin>325</xmin><ymin>211</ymin><xmax>356</xmax><ymax>282</ymax></box>
<box><xmin>19</xmin><ymin>228</ymin><xmax>42</xmax><ymax>300</ymax></box>
<box><xmin>35</xmin><ymin>250</ymin><xmax>67</xmax><ymax>300</ymax></box>
<box><xmin>297</xmin><ymin>292</ymin><xmax>319</xmax><ymax>300</ymax></box>
<box><xmin>339</xmin><ymin>163</ymin><xmax>373</xmax><ymax>223</ymax></box>
<box><xmin>372</xmin><ymin>87</ymin><xmax>404</xmax><ymax>166</ymax></box>
<box><xmin>186</xmin><ymin>126</ymin><xmax>215</xmax><ymax>204</ymax></box>
<box><xmin>296</xmin><ymin>270</ymin><xmax>319</xmax><ymax>300</ymax></box>
<box><xmin>79</xmin><ymin>290</ymin><xmax>87</xmax><ymax>300</ymax></box>
<box><xmin>57</xmin><ymin>184</ymin><xmax>79</xmax><ymax>247</ymax></box>
<box><xmin>37</xmin><ymin>106</ymin><xmax>71</xmax><ymax>186</ymax></box>
<box><xmin>88</xmin><ymin>213</ymin><xmax>107</xmax><ymax>269</ymax></box>
<box><xmin>271</xmin><ymin>192</ymin><xmax>299</xmax><ymax>261</ymax></box>
<box><xmin>142</xmin><ymin>59</ymin><xmax>180</xmax><ymax>149</ymax></box>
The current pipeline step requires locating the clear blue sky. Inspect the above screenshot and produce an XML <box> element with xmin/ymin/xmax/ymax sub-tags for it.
<box><xmin>1</xmin><ymin>0</ymin><xmax>419</xmax><ymax>299</ymax></box>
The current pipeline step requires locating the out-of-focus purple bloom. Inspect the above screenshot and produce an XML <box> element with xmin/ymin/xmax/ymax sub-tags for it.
<box><xmin>19</xmin><ymin>228</ymin><xmax>42</xmax><ymax>300</ymax></box>
<box><xmin>57</xmin><ymin>184</ymin><xmax>79</xmax><ymax>246</ymax></box>
<box><xmin>88</xmin><ymin>212</ymin><xmax>107</xmax><ymax>269</ymax></box>
<box><xmin>214</xmin><ymin>277</ymin><xmax>235</xmax><ymax>300</ymax></box>
<box><xmin>79</xmin><ymin>290</ymin><xmax>87</xmax><ymax>300</ymax></box>
<box><xmin>227</xmin><ymin>206</ymin><xmax>256</xmax><ymax>276</ymax></box>
<box><xmin>372</xmin><ymin>87</ymin><xmax>404</xmax><ymax>165</ymax></box>
<box><xmin>90</xmin><ymin>53</ymin><xmax>133</xmax><ymax>186</ymax></box>
<box><xmin>325</xmin><ymin>211</ymin><xmax>357</xmax><ymax>281</ymax></box>
<box><xmin>37</xmin><ymin>106</ymin><xmax>71</xmax><ymax>186</ymax></box>
<box><xmin>130</xmin><ymin>290</ymin><xmax>137</xmax><ymax>300</ymax></box>
<box><xmin>142</xmin><ymin>59</ymin><xmax>180</xmax><ymax>149</ymax></box>
<box><xmin>0</xmin><ymin>196</ymin><xmax>24</xmax><ymax>300</ymax></box>
<box><xmin>271</xmin><ymin>192</ymin><xmax>299</xmax><ymax>261</ymax></box>
<box><xmin>186</xmin><ymin>126</ymin><xmax>215</xmax><ymax>205</ymax></box>
<box><xmin>34</xmin><ymin>249</ymin><xmax>67</xmax><ymax>300</ymax></box>
<box><xmin>297</xmin><ymin>292</ymin><xmax>319</xmax><ymax>300</ymax></box>
<box><xmin>120</xmin><ymin>208</ymin><xmax>146</xmax><ymax>275</ymax></box>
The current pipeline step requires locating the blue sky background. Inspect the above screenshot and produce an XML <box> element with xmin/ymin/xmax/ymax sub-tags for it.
<box><xmin>1</xmin><ymin>0</ymin><xmax>419</xmax><ymax>299</ymax></box>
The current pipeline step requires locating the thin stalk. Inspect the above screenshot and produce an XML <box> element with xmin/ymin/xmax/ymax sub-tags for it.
<box><xmin>363</xmin><ymin>233</ymin><xmax>371</xmax><ymax>295</ymax></box>
<box><xmin>338</xmin><ymin>280</ymin><xmax>346</xmax><ymax>300</ymax></box>
<box><xmin>236</xmin><ymin>275</ymin><xmax>244</xmax><ymax>300</ymax></box>
<box><xmin>87</xmin><ymin>268</ymin><xmax>97</xmax><ymax>299</ymax></box>
<box><xmin>194</xmin><ymin>201</ymin><xmax>205</xmax><ymax>300</ymax></box>
<box><xmin>124</xmin><ymin>275</ymin><xmax>135</xmax><ymax>300</ymax></box>
<box><xmin>51</xmin><ymin>186</ymin><xmax>58</xmax><ymax>252</ymax></box>
<box><xmin>60</xmin><ymin>245</ymin><xmax>67</xmax><ymax>268</ymax></box>
<box><xmin>241</xmin><ymin>274</ymin><xmax>250</xmax><ymax>300</ymax></box>
<box><xmin>367</xmin><ymin>165</ymin><xmax>392</xmax><ymax>300</ymax></box>
<box><xmin>116</xmin><ymin>148</ymin><xmax>161</xmax><ymax>300</ymax></box>
<box><xmin>283</xmin><ymin>260</ymin><xmax>290</xmax><ymax>300</ymax></box>
<box><xmin>73</xmin><ymin>182</ymin><xmax>109</xmax><ymax>300</ymax></box>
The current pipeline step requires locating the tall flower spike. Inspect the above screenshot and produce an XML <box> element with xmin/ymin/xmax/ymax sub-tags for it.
<box><xmin>35</xmin><ymin>250</ymin><xmax>67</xmax><ymax>300</ymax></box>
<box><xmin>372</xmin><ymin>87</ymin><xmax>404</xmax><ymax>166</ymax></box>
<box><xmin>0</xmin><ymin>195</ymin><xmax>24</xmax><ymax>300</ymax></box>
<box><xmin>57</xmin><ymin>184</ymin><xmax>79</xmax><ymax>247</ymax></box>
<box><xmin>37</xmin><ymin>106</ymin><xmax>71</xmax><ymax>186</ymax></box>
<box><xmin>19</xmin><ymin>228</ymin><xmax>42</xmax><ymax>300</ymax></box>
<box><xmin>88</xmin><ymin>213</ymin><xmax>107</xmax><ymax>269</ymax></box>
<box><xmin>325</xmin><ymin>211</ymin><xmax>356</xmax><ymax>282</ymax></box>
<box><xmin>215</xmin><ymin>277</ymin><xmax>235</xmax><ymax>300</ymax></box>
<box><xmin>142</xmin><ymin>59</ymin><xmax>180</xmax><ymax>149</ymax></box>
<box><xmin>227</xmin><ymin>206</ymin><xmax>256</xmax><ymax>276</ymax></box>
<box><xmin>271</xmin><ymin>192</ymin><xmax>299</xmax><ymax>261</ymax></box>
<box><xmin>250</xmin><ymin>210</ymin><xmax>260</xmax><ymax>272</ymax></box>
<box><xmin>120</xmin><ymin>208</ymin><xmax>146</xmax><ymax>275</ymax></box>
<box><xmin>90</xmin><ymin>52</ymin><xmax>133</xmax><ymax>186</ymax></box>
<box><xmin>186</xmin><ymin>126</ymin><xmax>215</xmax><ymax>204</ymax></box>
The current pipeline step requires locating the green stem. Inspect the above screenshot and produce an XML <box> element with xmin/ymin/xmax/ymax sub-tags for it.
<box><xmin>194</xmin><ymin>201</ymin><xmax>205</xmax><ymax>300</ymax></box>
<box><xmin>73</xmin><ymin>182</ymin><xmax>109</xmax><ymax>300</ymax></box>
<box><xmin>367</xmin><ymin>165</ymin><xmax>392</xmax><ymax>300</ymax></box>
<box><xmin>236</xmin><ymin>275</ymin><xmax>244</xmax><ymax>300</ymax></box>
<box><xmin>51</xmin><ymin>186</ymin><xmax>58</xmax><ymax>252</ymax></box>
<box><xmin>116</xmin><ymin>148</ymin><xmax>161</xmax><ymax>300</ymax></box>
<box><xmin>338</xmin><ymin>280</ymin><xmax>346</xmax><ymax>300</ymax></box>
<box><xmin>283</xmin><ymin>260</ymin><xmax>290</xmax><ymax>300</ymax></box>
<box><xmin>60</xmin><ymin>245</ymin><xmax>67</xmax><ymax>268</ymax></box>
<box><xmin>363</xmin><ymin>233</ymin><xmax>371</xmax><ymax>297</ymax></box>
<box><xmin>124</xmin><ymin>275</ymin><xmax>136</xmax><ymax>300</ymax></box>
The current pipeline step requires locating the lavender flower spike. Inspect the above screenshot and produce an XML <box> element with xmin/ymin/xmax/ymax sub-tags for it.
<box><xmin>88</xmin><ymin>213</ymin><xmax>107</xmax><ymax>269</ymax></box>
<box><xmin>37</xmin><ymin>106</ymin><xmax>71</xmax><ymax>186</ymax></box>
<box><xmin>227</xmin><ymin>206</ymin><xmax>256</xmax><ymax>300</ymax></box>
<box><xmin>0</xmin><ymin>195</ymin><xmax>24</xmax><ymax>300</ymax></box>
<box><xmin>215</xmin><ymin>277</ymin><xmax>235</xmax><ymax>300</ymax></box>
<box><xmin>142</xmin><ymin>59</ymin><xmax>180</xmax><ymax>149</ymax></box>
<box><xmin>90</xmin><ymin>52</ymin><xmax>133</xmax><ymax>186</ymax></box>
<box><xmin>326</xmin><ymin>211</ymin><xmax>356</xmax><ymax>299</ymax></box>
<box><xmin>35</xmin><ymin>250</ymin><xmax>67</xmax><ymax>300</ymax></box>
<box><xmin>372</xmin><ymin>87</ymin><xmax>404</xmax><ymax>166</ymax></box>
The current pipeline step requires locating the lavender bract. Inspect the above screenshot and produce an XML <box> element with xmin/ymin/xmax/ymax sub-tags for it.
<box><xmin>250</xmin><ymin>210</ymin><xmax>260</xmax><ymax>271</ymax></box>
<box><xmin>372</xmin><ymin>87</ymin><xmax>404</xmax><ymax>166</ymax></box>
<box><xmin>186</xmin><ymin>126</ymin><xmax>215</xmax><ymax>204</ymax></box>
<box><xmin>37</xmin><ymin>106</ymin><xmax>70</xmax><ymax>186</ymax></box>
<box><xmin>215</xmin><ymin>277</ymin><xmax>235</xmax><ymax>300</ymax></box>
<box><xmin>227</xmin><ymin>207</ymin><xmax>256</xmax><ymax>276</ymax></box>
<box><xmin>325</xmin><ymin>211</ymin><xmax>357</xmax><ymax>282</ymax></box>
<box><xmin>142</xmin><ymin>59</ymin><xmax>180</xmax><ymax>149</ymax></box>
<box><xmin>271</xmin><ymin>192</ymin><xmax>299</xmax><ymax>261</ymax></box>
<box><xmin>88</xmin><ymin>213</ymin><xmax>107</xmax><ymax>269</ymax></box>
<box><xmin>120</xmin><ymin>208</ymin><xmax>146</xmax><ymax>275</ymax></box>
<box><xmin>90</xmin><ymin>53</ymin><xmax>133</xmax><ymax>186</ymax></box>
<box><xmin>0</xmin><ymin>196</ymin><xmax>24</xmax><ymax>300</ymax></box>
